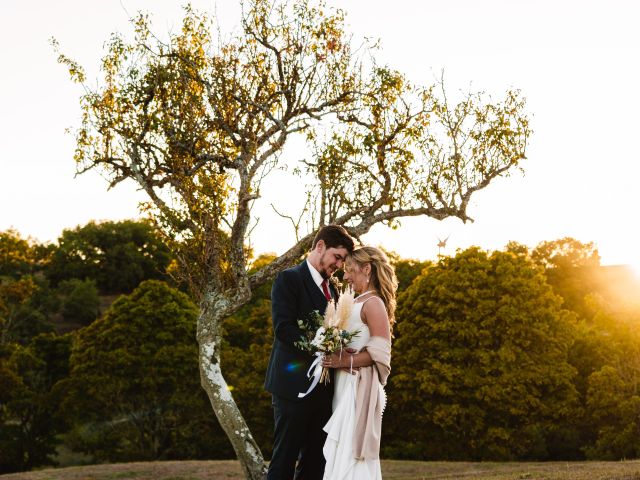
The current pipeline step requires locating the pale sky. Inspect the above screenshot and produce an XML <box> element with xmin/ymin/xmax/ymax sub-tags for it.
<box><xmin>1</xmin><ymin>0</ymin><xmax>639</xmax><ymax>268</ymax></box>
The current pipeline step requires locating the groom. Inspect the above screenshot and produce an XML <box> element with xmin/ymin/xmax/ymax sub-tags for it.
<box><xmin>265</xmin><ymin>225</ymin><xmax>354</xmax><ymax>480</ymax></box>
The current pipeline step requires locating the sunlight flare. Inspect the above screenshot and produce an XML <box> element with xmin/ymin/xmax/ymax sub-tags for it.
<box><xmin>630</xmin><ymin>261</ymin><xmax>640</xmax><ymax>279</ymax></box>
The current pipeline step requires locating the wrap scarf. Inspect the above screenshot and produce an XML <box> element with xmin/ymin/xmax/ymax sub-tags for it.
<box><xmin>353</xmin><ymin>335</ymin><xmax>391</xmax><ymax>460</ymax></box>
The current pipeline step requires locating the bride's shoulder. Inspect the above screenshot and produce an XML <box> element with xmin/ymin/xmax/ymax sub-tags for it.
<box><xmin>361</xmin><ymin>295</ymin><xmax>385</xmax><ymax>310</ymax></box>
<box><xmin>359</xmin><ymin>295</ymin><xmax>387</xmax><ymax>320</ymax></box>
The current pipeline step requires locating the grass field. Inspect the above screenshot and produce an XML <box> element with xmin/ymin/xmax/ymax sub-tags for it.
<box><xmin>1</xmin><ymin>460</ymin><xmax>640</xmax><ymax>480</ymax></box>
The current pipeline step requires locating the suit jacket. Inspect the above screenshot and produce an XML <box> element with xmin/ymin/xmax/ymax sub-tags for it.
<box><xmin>264</xmin><ymin>261</ymin><xmax>336</xmax><ymax>401</ymax></box>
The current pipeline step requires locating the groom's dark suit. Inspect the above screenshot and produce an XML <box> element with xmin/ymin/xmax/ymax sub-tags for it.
<box><xmin>265</xmin><ymin>261</ymin><xmax>336</xmax><ymax>480</ymax></box>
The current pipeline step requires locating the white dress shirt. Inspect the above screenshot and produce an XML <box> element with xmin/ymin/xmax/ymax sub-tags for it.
<box><xmin>306</xmin><ymin>259</ymin><xmax>327</xmax><ymax>295</ymax></box>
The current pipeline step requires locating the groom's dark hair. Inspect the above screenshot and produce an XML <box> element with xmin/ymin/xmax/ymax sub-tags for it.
<box><xmin>312</xmin><ymin>225</ymin><xmax>354</xmax><ymax>253</ymax></box>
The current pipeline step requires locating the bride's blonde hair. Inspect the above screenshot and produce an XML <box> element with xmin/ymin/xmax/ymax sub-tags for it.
<box><xmin>347</xmin><ymin>246</ymin><xmax>398</xmax><ymax>334</ymax></box>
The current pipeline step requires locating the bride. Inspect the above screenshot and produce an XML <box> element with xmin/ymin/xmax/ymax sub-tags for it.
<box><xmin>321</xmin><ymin>246</ymin><xmax>398</xmax><ymax>480</ymax></box>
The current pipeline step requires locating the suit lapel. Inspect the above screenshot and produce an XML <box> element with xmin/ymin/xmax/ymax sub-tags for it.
<box><xmin>298</xmin><ymin>261</ymin><xmax>328</xmax><ymax>313</ymax></box>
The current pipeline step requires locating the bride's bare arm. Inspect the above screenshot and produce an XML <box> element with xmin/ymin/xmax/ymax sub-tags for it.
<box><xmin>361</xmin><ymin>296</ymin><xmax>392</xmax><ymax>341</ymax></box>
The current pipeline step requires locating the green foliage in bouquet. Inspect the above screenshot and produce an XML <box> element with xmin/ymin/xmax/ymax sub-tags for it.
<box><xmin>294</xmin><ymin>311</ymin><xmax>324</xmax><ymax>352</ymax></box>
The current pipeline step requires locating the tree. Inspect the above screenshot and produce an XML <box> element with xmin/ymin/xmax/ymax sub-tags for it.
<box><xmin>0</xmin><ymin>230</ymin><xmax>36</xmax><ymax>279</ymax></box>
<box><xmin>1</xmin><ymin>231</ymin><xmax>42</xmax><ymax>345</ymax></box>
<box><xmin>387</xmin><ymin>247</ymin><xmax>579</xmax><ymax>460</ymax></box>
<box><xmin>0</xmin><ymin>230</ymin><xmax>57</xmax><ymax>346</ymax></box>
<box><xmin>529</xmin><ymin>238</ymin><xmax>640</xmax><ymax>446</ymax></box>
<box><xmin>46</xmin><ymin>220</ymin><xmax>173</xmax><ymax>294</ymax></box>
<box><xmin>572</xmin><ymin>298</ymin><xmax>640</xmax><ymax>459</ymax></box>
<box><xmin>585</xmin><ymin>365</ymin><xmax>640</xmax><ymax>459</ymax></box>
<box><xmin>0</xmin><ymin>277</ymin><xmax>56</xmax><ymax>346</ymax></box>
<box><xmin>384</xmin><ymin>251</ymin><xmax>430</xmax><ymax>294</ymax></box>
<box><xmin>0</xmin><ymin>333</ymin><xmax>71</xmax><ymax>473</ymax></box>
<box><xmin>56</xmin><ymin>1</ymin><xmax>530</xmax><ymax>476</ymax></box>
<box><xmin>531</xmin><ymin>237</ymin><xmax>601</xmax><ymax>319</ymax></box>
<box><xmin>61</xmin><ymin>280</ymin><xmax>232</xmax><ymax>461</ymax></box>
<box><xmin>531</xmin><ymin>237</ymin><xmax>600</xmax><ymax>271</ymax></box>
<box><xmin>57</xmin><ymin>279</ymin><xmax>100</xmax><ymax>326</ymax></box>
<box><xmin>1</xmin><ymin>278</ymin><xmax>37</xmax><ymax>346</ymax></box>
<box><xmin>221</xmin><ymin>254</ymin><xmax>276</xmax><ymax>456</ymax></box>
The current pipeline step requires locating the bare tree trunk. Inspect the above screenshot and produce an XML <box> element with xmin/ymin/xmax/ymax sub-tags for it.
<box><xmin>197</xmin><ymin>302</ymin><xmax>267</xmax><ymax>480</ymax></box>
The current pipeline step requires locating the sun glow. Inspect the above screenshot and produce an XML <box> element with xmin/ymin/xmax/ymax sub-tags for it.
<box><xmin>630</xmin><ymin>261</ymin><xmax>640</xmax><ymax>279</ymax></box>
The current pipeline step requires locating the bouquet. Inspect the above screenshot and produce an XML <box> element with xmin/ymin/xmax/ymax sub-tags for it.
<box><xmin>296</xmin><ymin>286</ymin><xmax>359</xmax><ymax>397</ymax></box>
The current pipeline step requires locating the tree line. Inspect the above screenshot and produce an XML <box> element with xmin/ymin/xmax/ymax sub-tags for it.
<box><xmin>1</xmin><ymin>221</ymin><xmax>639</xmax><ymax>472</ymax></box>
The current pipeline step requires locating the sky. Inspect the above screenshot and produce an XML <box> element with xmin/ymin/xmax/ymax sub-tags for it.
<box><xmin>1</xmin><ymin>0</ymin><xmax>639</xmax><ymax>269</ymax></box>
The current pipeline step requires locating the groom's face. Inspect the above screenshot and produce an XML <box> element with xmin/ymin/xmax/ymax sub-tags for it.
<box><xmin>318</xmin><ymin>243</ymin><xmax>349</xmax><ymax>279</ymax></box>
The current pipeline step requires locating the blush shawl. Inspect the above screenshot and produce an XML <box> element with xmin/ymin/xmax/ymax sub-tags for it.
<box><xmin>353</xmin><ymin>335</ymin><xmax>391</xmax><ymax>460</ymax></box>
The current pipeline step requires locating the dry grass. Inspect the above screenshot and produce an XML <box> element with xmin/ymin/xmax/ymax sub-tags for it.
<box><xmin>1</xmin><ymin>459</ymin><xmax>640</xmax><ymax>480</ymax></box>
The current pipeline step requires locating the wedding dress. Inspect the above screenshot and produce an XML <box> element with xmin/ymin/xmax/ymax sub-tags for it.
<box><xmin>323</xmin><ymin>297</ymin><xmax>384</xmax><ymax>480</ymax></box>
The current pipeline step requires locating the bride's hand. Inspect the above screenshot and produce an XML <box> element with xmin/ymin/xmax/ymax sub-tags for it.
<box><xmin>321</xmin><ymin>353</ymin><xmax>341</xmax><ymax>369</ymax></box>
<box><xmin>322</xmin><ymin>352</ymin><xmax>359</xmax><ymax>374</ymax></box>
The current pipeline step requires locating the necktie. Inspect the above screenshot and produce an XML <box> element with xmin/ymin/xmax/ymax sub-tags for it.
<box><xmin>321</xmin><ymin>279</ymin><xmax>332</xmax><ymax>301</ymax></box>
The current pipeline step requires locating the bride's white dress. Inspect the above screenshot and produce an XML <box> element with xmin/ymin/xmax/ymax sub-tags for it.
<box><xmin>323</xmin><ymin>299</ymin><xmax>383</xmax><ymax>480</ymax></box>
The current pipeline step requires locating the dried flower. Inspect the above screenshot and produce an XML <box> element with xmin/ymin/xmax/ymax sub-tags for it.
<box><xmin>295</xmin><ymin>285</ymin><xmax>359</xmax><ymax>387</ymax></box>
<box><xmin>334</xmin><ymin>285</ymin><xmax>355</xmax><ymax>330</ymax></box>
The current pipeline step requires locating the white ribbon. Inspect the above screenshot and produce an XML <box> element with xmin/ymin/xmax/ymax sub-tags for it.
<box><xmin>298</xmin><ymin>352</ymin><xmax>323</xmax><ymax>398</ymax></box>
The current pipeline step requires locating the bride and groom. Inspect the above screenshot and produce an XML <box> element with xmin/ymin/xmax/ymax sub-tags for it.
<box><xmin>264</xmin><ymin>225</ymin><xmax>397</xmax><ymax>480</ymax></box>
